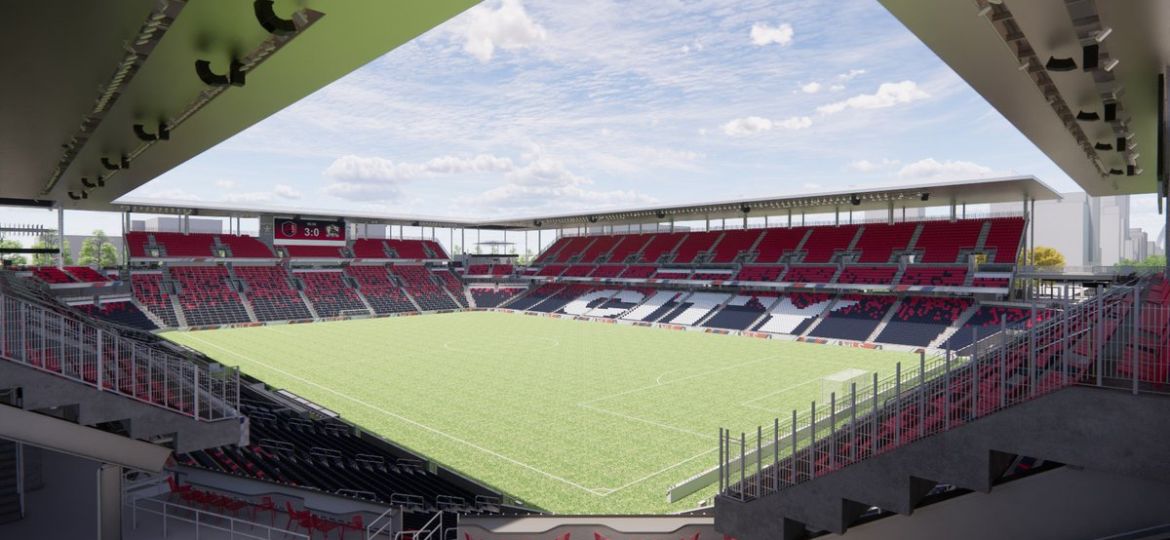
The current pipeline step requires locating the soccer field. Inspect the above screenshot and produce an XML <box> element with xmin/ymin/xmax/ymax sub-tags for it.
<box><xmin>165</xmin><ymin>311</ymin><xmax>917</xmax><ymax>514</ymax></box>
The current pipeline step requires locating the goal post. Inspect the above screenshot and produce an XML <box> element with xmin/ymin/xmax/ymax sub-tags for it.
<box><xmin>820</xmin><ymin>368</ymin><xmax>871</xmax><ymax>405</ymax></box>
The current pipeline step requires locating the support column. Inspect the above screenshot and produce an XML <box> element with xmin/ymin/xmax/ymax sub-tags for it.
<box><xmin>97</xmin><ymin>464</ymin><xmax>122</xmax><ymax>540</ymax></box>
<box><xmin>962</xmin><ymin>203</ymin><xmax>967</xmax><ymax>219</ymax></box>
<box><xmin>834</xmin><ymin>206</ymin><xmax>839</xmax><ymax>226</ymax></box>
<box><xmin>121</xmin><ymin>211</ymin><xmax>130</xmax><ymax>268</ymax></box>
<box><xmin>477</xmin><ymin>228</ymin><xmax>481</xmax><ymax>254</ymax></box>
<box><xmin>787</xmin><ymin>209</ymin><xmax>792</xmax><ymax>228</ymax></box>
<box><xmin>801</xmin><ymin>211</ymin><xmax>805</xmax><ymax>226</ymax></box>
<box><xmin>669</xmin><ymin>217</ymin><xmax>674</xmax><ymax>232</ymax></box>
<box><xmin>461</xmin><ymin>228</ymin><xmax>466</xmax><ymax>256</ymax></box>
<box><xmin>888</xmin><ymin>200</ymin><xmax>894</xmax><ymax>225</ymax></box>
<box><xmin>949</xmin><ymin>200</ymin><xmax>957</xmax><ymax>222</ymax></box>
<box><xmin>705</xmin><ymin>214</ymin><xmax>709</xmax><ymax>232</ymax></box>
<box><xmin>57</xmin><ymin>206</ymin><xmax>65</xmax><ymax>268</ymax></box>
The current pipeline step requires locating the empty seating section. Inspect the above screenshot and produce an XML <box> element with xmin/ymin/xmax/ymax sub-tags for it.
<box><xmin>711</xmin><ymin>229</ymin><xmax>763</xmax><ymax>263</ymax></box>
<box><xmin>170</xmin><ymin>266</ymin><xmax>251</xmax><ymax>326</ymax></box>
<box><xmin>386</xmin><ymin>239</ymin><xmax>428</xmax><ymax>259</ymax></box>
<box><xmin>131</xmin><ymin>273</ymin><xmax>179</xmax><ymax>327</ymax></box>
<box><xmin>801</xmin><ymin>226</ymin><xmax>859</xmax><ymax>263</ymax></box>
<box><xmin>621</xmin><ymin>291</ymin><xmax>678</xmax><ymax>321</ymax></box>
<box><xmin>590</xmin><ymin>265</ymin><xmax>624</xmax><ymax>278</ymax></box>
<box><xmin>972</xmin><ymin>277</ymin><xmax>1010</xmax><ymax>288</ymax></box>
<box><xmin>561</xmin><ymin>289</ymin><xmax>617</xmax><ymax>315</ymax></box>
<box><xmin>619</xmin><ymin>265</ymin><xmax>656</xmax><ymax>278</ymax></box>
<box><xmin>432</xmin><ymin>270</ymin><xmax>467</xmax><ymax>307</ymax></box>
<box><xmin>876</xmin><ymin>297</ymin><xmax>971</xmax><ymax>347</ymax></box>
<box><xmin>126</xmin><ymin>232</ymin><xmax>151</xmax><ymax>257</ymax></box>
<box><xmin>583</xmin><ymin>289</ymin><xmax>652</xmax><ymax>318</ymax></box>
<box><xmin>671</xmin><ymin>231</ymin><xmax>721</xmax><ymax>263</ymax></box>
<box><xmin>285</xmin><ymin>245</ymin><xmax>345</xmax><ymax>258</ymax></box>
<box><xmin>32</xmin><ymin>266</ymin><xmax>74</xmax><ymax>283</ymax></box>
<box><xmin>345</xmin><ymin>265</ymin><xmax>414</xmax><ymax>314</ymax></box>
<box><xmin>218</xmin><ymin>235</ymin><xmax>274</xmax><ymax>257</ymax></box>
<box><xmin>534</xmin><ymin>238</ymin><xmax>571</xmax><ymax>263</ymax></box>
<box><xmin>466</xmin><ymin>264</ymin><xmax>491</xmax><ymax>275</ymax></box>
<box><xmin>605</xmin><ymin>235</ymin><xmax>650</xmax><ymax>263</ymax></box>
<box><xmin>638</xmin><ymin>233</ymin><xmax>685</xmax><ymax>263</ymax></box>
<box><xmin>914</xmin><ymin>220</ymin><xmax>982</xmax><ymax>263</ymax></box>
<box><xmin>754</xmin><ymin>228</ymin><xmax>809</xmax><ymax>263</ymax></box>
<box><xmin>660</xmin><ymin>292</ymin><xmax>729</xmax><ymax>325</ymax></box>
<box><xmin>352</xmin><ymin>239</ymin><xmax>390</xmax><ymax>258</ymax></box>
<box><xmin>391</xmin><ymin>266</ymin><xmax>459</xmax><ymax>311</ymax></box>
<box><xmin>178</xmin><ymin>389</ymin><xmax>488</xmax><ymax>510</ymax></box>
<box><xmin>506</xmin><ymin>284</ymin><xmax>562</xmax><ymax>310</ymax></box>
<box><xmin>152</xmin><ymin>232</ymin><xmax>217</xmax><ymax>257</ymax></box>
<box><xmin>578</xmin><ymin>235</ymin><xmax>620</xmax><ymax>263</ymax></box>
<box><xmin>1123</xmin><ymin>277</ymin><xmax>1170</xmax><ymax>382</ymax></box>
<box><xmin>983</xmin><ymin>217</ymin><xmax>1026</xmax><ymax>263</ymax></box>
<box><xmin>470</xmin><ymin>288</ymin><xmax>525</xmax><ymax>308</ymax></box>
<box><xmin>553</xmin><ymin>236</ymin><xmax>596</xmax><ymax>263</ymax></box>
<box><xmin>491</xmin><ymin>264</ymin><xmax>513</xmax><ymax>275</ymax></box>
<box><xmin>421</xmin><ymin>240</ymin><xmax>448</xmax><ymax>259</ymax></box>
<box><xmin>65</xmin><ymin>266</ymin><xmax>109</xmax><ymax>282</ymax></box>
<box><xmin>837</xmin><ymin>266</ymin><xmax>898</xmax><ymax>285</ymax></box>
<box><xmin>297</xmin><ymin>271</ymin><xmax>367</xmax><ymax>317</ymax></box>
<box><xmin>532</xmin><ymin>284</ymin><xmax>592</xmax><ymax>313</ymax></box>
<box><xmin>783</xmin><ymin>265</ymin><xmax>837</xmax><ymax>283</ymax></box>
<box><xmin>691</xmin><ymin>271</ymin><xmax>733</xmax><ymax>280</ymax></box>
<box><xmin>74</xmin><ymin>302</ymin><xmax>157</xmax><ymax>331</ymax></box>
<box><xmin>234</xmin><ymin>266</ymin><xmax>312</xmax><ymax>321</ymax></box>
<box><xmin>704</xmin><ymin>294</ymin><xmax>774</xmax><ymax>330</ymax></box>
<box><xmin>854</xmin><ymin>222</ymin><xmax>918</xmax><ymax>263</ymax></box>
<box><xmin>652</xmin><ymin>268</ymin><xmax>691</xmax><ymax>280</ymax></box>
<box><xmin>809</xmin><ymin>295</ymin><xmax>896</xmax><ymax>342</ymax></box>
<box><xmin>537</xmin><ymin>264</ymin><xmax>567</xmax><ymax>277</ymax></box>
<box><xmin>735</xmin><ymin>265</ymin><xmax>784</xmax><ymax>282</ymax></box>
<box><xmin>561</xmin><ymin>265</ymin><xmax>594</xmax><ymax>277</ymax></box>
<box><xmin>754</xmin><ymin>294</ymin><xmax>832</xmax><ymax>334</ymax></box>
<box><xmin>944</xmin><ymin>306</ymin><xmax>1038</xmax><ymax>349</ymax></box>
<box><xmin>900</xmin><ymin>267</ymin><xmax>967</xmax><ymax>286</ymax></box>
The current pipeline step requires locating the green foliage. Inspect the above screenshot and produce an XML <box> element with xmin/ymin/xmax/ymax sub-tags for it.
<box><xmin>1117</xmin><ymin>255</ymin><xmax>1167</xmax><ymax>268</ymax></box>
<box><xmin>166</xmin><ymin>312</ymin><xmax>915</xmax><ymax>513</ymax></box>
<box><xmin>30</xmin><ymin>234</ymin><xmax>71</xmax><ymax>266</ymax></box>
<box><xmin>78</xmin><ymin>230</ymin><xmax>118</xmax><ymax>267</ymax></box>
<box><xmin>0</xmin><ymin>238</ymin><xmax>27</xmax><ymax>266</ymax></box>
<box><xmin>1022</xmin><ymin>246</ymin><xmax>1065</xmax><ymax>268</ymax></box>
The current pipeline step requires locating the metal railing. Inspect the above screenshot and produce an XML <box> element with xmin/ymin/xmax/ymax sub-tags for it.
<box><xmin>0</xmin><ymin>290</ymin><xmax>239</xmax><ymax>421</ymax></box>
<box><xmin>719</xmin><ymin>278</ymin><xmax>1167</xmax><ymax>502</ymax></box>
<box><xmin>128</xmin><ymin>496</ymin><xmax>310</xmax><ymax>540</ymax></box>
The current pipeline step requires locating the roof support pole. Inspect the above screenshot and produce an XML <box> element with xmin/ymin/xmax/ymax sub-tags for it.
<box><xmin>56</xmin><ymin>206</ymin><xmax>65</xmax><ymax>268</ymax></box>
<box><xmin>788</xmin><ymin>208</ymin><xmax>792</xmax><ymax>228</ymax></box>
<box><xmin>801</xmin><ymin>211</ymin><xmax>805</xmax><ymax>227</ymax></box>
<box><xmin>742</xmin><ymin>213</ymin><xmax>747</xmax><ymax>229</ymax></box>
<box><xmin>477</xmin><ymin>228</ymin><xmax>481</xmax><ymax>254</ymax></box>
<box><xmin>949</xmin><ymin>200</ymin><xmax>957</xmax><ymax>222</ymax></box>
<box><xmin>705</xmin><ymin>214</ymin><xmax>709</xmax><ymax>232</ymax></box>
<box><xmin>670</xmin><ymin>216</ymin><xmax>674</xmax><ymax>233</ymax></box>
<box><xmin>888</xmin><ymin>200</ymin><xmax>894</xmax><ymax>225</ymax></box>
<box><xmin>835</xmin><ymin>206</ymin><xmax>839</xmax><ymax>226</ymax></box>
<box><xmin>122</xmin><ymin>211</ymin><xmax>130</xmax><ymax>269</ymax></box>
<box><xmin>962</xmin><ymin>203</ymin><xmax>967</xmax><ymax>220</ymax></box>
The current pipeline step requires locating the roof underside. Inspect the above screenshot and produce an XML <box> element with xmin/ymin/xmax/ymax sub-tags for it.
<box><xmin>880</xmin><ymin>0</ymin><xmax>1168</xmax><ymax>197</ymax></box>
<box><xmin>0</xmin><ymin>0</ymin><xmax>479</xmax><ymax>211</ymax></box>
<box><xmin>115</xmin><ymin>176</ymin><xmax>1060</xmax><ymax>231</ymax></box>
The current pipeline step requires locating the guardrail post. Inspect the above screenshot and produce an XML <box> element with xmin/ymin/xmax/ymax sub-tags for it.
<box><xmin>193</xmin><ymin>368</ymin><xmax>200</xmax><ymax>420</ymax></box>
<box><xmin>790</xmin><ymin>409</ymin><xmax>797</xmax><ymax>486</ymax></box>
<box><xmin>1028</xmin><ymin>306</ymin><xmax>1037</xmax><ymax>397</ymax></box>
<box><xmin>718</xmin><ymin>427</ymin><xmax>723</xmax><ymax>493</ymax></box>
<box><xmin>1096</xmin><ymin>291</ymin><xmax>1104</xmax><ymax>386</ymax></box>
<box><xmin>1133</xmin><ymin>290</ymin><xmax>1141</xmax><ymax>395</ymax></box>
<box><xmin>773</xmin><ymin>417</ymin><xmax>779</xmax><ymax>491</ymax></box>
<box><xmin>944</xmin><ymin>351</ymin><xmax>951</xmax><ymax>430</ymax></box>
<box><xmin>96</xmin><ymin>329</ymin><xmax>103</xmax><ymax>391</ymax></box>
<box><xmin>809</xmin><ymin>401</ymin><xmax>816</xmax><ymax>479</ymax></box>
<box><xmin>829</xmin><ymin>392</ymin><xmax>836</xmax><ymax>470</ymax></box>
<box><xmin>918</xmin><ymin>352</ymin><xmax>926</xmax><ymax>439</ymax></box>
<box><xmin>739</xmin><ymin>432</ymin><xmax>745</xmax><ymax>494</ymax></box>
<box><xmin>756</xmin><ymin>425</ymin><xmax>762</xmax><ymax>497</ymax></box>
<box><xmin>849</xmin><ymin>382</ymin><xmax>857</xmax><ymax>462</ymax></box>
<box><xmin>871</xmin><ymin>372</ymin><xmax>878</xmax><ymax>454</ymax></box>
<box><xmin>894</xmin><ymin>363</ymin><xmax>901</xmax><ymax>447</ymax></box>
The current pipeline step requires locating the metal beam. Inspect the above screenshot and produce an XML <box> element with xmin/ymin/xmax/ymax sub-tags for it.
<box><xmin>0</xmin><ymin>404</ymin><xmax>171</xmax><ymax>473</ymax></box>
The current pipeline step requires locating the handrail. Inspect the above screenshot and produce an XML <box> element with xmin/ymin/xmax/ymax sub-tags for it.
<box><xmin>128</xmin><ymin>496</ymin><xmax>310</xmax><ymax>540</ymax></box>
<box><xmin>719</xmin><ymin>279</ymin><xmax>1162</xmax><ymax>502</ymax></box>
<box><xmin>557</xmin><ymin>212</ymin><xmax>1027</xmax><ymax>238</ymax></box>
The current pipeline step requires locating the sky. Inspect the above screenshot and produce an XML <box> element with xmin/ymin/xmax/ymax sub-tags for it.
<box><xmin>6</xmin><ymin>0</ymin><xmax>1166</xmax><ymax>249</ymax></box>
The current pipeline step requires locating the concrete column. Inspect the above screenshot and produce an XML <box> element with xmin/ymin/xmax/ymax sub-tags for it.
<box><xmin>97</xmin><ymin>463</ymin><xmax>121</xmax><ymax>540</ymax></box>
<box><xmin>705</xmin><ymin>215</ymin><xmax>709</xmax><ymax>231</ymax></box>
<box><xmin>835</xmin><ymin>206</ymin><xmax>839</xmax><ymax>226</ymax></box>
<box><xmin>788</xmin><ymin>209</ymin><xmax>793</xmax><ymax>228</ymax></box>
<box><xmin>888</xmin><ymin>200</ymin><xmax>895</xmax><ymax>225</ymax></box>
<box><xmin>950</xmin><ymin>200</ymin><xmax>957</xmax><ymax>222</ymax></box>
<box><xmin>743</xmin><ymin>213</ymin><xmax>748</xmax><ymax>229</ymax></box>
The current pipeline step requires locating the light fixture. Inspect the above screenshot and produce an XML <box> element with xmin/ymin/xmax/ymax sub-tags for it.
<box><xmin>1093</xmin><ymin>27</ymin><xmax>1113</xmax><ymax>43</ymax></box>
<box><xmin>1103</xmin><ymin>58</ymin><xmax>1120</xmax><ymax>72</ymax></box>
<box><xmin>977</xmin><ymin>4</ymin><xmax>992</xmax><ymax>17</ymax></box>
<box><xmin>253</xmin><ymin>0</ymin><xmax>297</xmax><ymax>35</ymax></box>
<box><xmin>195</xmin><ymin>59</ymin><xmax>245</xmax><ymax>87</ymax></box>
<box><xmin>1046</xmin><ymin>57</ymin><xmax>1077</xmax><ymax>72</ymax></box>
<box><xmin>1076</xmin><ymin>111</ymin><xmax>1100</xmax><ymax>121</ymax></box>
<box><xmin>1094</xmin><ymin>142</ymin><xmax>1113</xmax><ymax>151</ymax></box>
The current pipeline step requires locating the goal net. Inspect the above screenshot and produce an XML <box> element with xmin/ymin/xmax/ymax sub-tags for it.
<box><xmin>820</xmin><ymin>368</ymin><xmax>871</xmax><ymax>406</ymax></box>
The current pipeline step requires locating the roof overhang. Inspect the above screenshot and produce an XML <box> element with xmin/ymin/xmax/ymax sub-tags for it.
<box><xmin>880</xmin><ymin>0</ymin><xmax>1168</xmax><ymax>197</ymax></box>
<box><xmin>114</xmin><ymin>175</ymin><xmax>1061</xmax><ymax>231</ymax></box>
<box><xmin>1</xmin><ymin>0</ymin><xmax>480</xmax><ymax>211</ymax></box>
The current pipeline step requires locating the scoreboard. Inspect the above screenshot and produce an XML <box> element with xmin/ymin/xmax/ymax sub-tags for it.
<box><xmin>273</xmin><ymin>218</ymin><xmax>346</xmax><ymax>245</ymax></box>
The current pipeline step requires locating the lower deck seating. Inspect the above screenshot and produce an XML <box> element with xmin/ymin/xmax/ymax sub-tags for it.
<box><xmin>65</xmin><ymin>266</ymin><xmax>110</xmax><ymax>282</ymax></box>
<box><xmin>345</xmin><ymin>265</ymin><xmax>415</xmax><ymax>315</ymax></box>
<box><xmin>582</xmin><ymin>289</ymin><xmax>653</xmax><ymax>318</ymax></box>
<box><xmin>753</xmin><ymin>293</ymin><xmax>832</xmax><ymax>335</ymax></box>
<box><xmin>808</xmin><ymin>295</ymin><xmax>896</xmax><ymax>342</ymax></box>
<box><xmin>837</xmin><ymin>266</ymin><xmax>898</xmax><ymax>285</ymax></box>
<box><xmin>131</xmin><ymin>273</ymin><xmax>179</xmax><ymax>327</ymax></box>
<box><xmin>972</xmin><ymin>276</ymin><xmax>1010</xmax><ymax>288</ymax></box>
<box><xmin>505</xmin><ymin>284</ymin><xmax>562</xmax><ymax>311</ymax></box>
<box><xmin>391</xmin><ymin>266</ymin><xmax>459</xmax><ymax>311</ymax></box>
<box><xmin>659</xmin><ymin>292</ymin><xmax>730</xmax><ymax>325</ymax></box>
<box><xmin>900</xmin><ymin>266</ymin><xmax>967</xmax><ymax>286</ymax></box>
<box><xmin>944</xmin><ymin>305</ymin><xmax>1041</xmax><ymax>350</ymax></box>
<box><xmin>875</xmin><ymin>297</ymin><xmax>971</xmax><ymax>347</ymax></box>
<box><xmin>432</xmin><ymin>270</ymin><xmax>467</xmax><ymax>307</ymax></box>
<box><xmin>783</xmin><ymin>266</ymin><xmax>837</xmax><ymax>283</ymax></box>
<box><xmin>621</xmin><ymin>290</ymin><xmax>680</xmax><ymax>321</ymax></box>
<box><xmin>32</xmin><ymin>266</ymin><xmax>75</xmax><ymax>283</ymax></box>
<box><xmin>470</xmin><ymin>288</ymin><xmax>525</xmax><ymax>308</ymax></box>
<box><xmin>704</xmin><ymin>295</ymin><xmax>774</xmax><ymax>330</ymax></box>
<box><xmin>560</xmin><ymin>289</ymin><xmax>618</xmax><ymax>316</ymax></box>
<box><xmin>735</xmin><ymin>265</ymin><xmax>784</xmax><ymax>282</ymax></box>
<box><xmin>296</xmin><ymin>271</ymin><xmax>368</xmax><ymax>317</ymax></box>
<box><xmin>619</xmin><ymin>265</ymin><xmax>657</xmax><ymax>279</ymax></box>
<box><xmin>170</xmin><ymin>266</ymin><xmax>251</xmax><ymax>326</ymax></box>
<box><xmin>531</xmin><ymin>284</ymin><xmax>592</xmax><ymax>313</ymax></box>
<box><xmin>74</xmin><ymin>301</ymin><xmax>157</xmax><ymax>331</ymax></box>
<box><xmin>234</xmin><ymin>266</ymin><xmax>312</xmax><ymax>322</ymax></box>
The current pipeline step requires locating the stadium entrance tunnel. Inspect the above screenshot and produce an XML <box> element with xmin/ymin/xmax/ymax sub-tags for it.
<box><xmin>714</xmin><ymin>386</ymin><xmax>1170</xmax><ymax>540</ymax></box>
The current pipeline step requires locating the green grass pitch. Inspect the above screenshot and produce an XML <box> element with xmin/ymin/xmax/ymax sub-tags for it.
<box><xmin>165</xmin><ymin>311</ymin><xmax>917</xmax><ymax>514</ymax></box>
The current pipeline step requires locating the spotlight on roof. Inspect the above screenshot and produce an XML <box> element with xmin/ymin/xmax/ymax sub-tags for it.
<box><xmin>1045</xmin><ymin>57</ymin><xmax>1077</xmax><ymax>72</ymax></box>
<box><xmin>195</xmin><ymin>59</ymin><xmax>246</xmax><ymax>87</ymax></box>
<box><xmin>1103</xmin><ymin>102</ymin><xmax>1117</xmax><ymax>122</ymax></box>
<box><xmin>1103</xmin><ymin>58</ymin><xmax>1120</xmax><ymax>72</ymax></box>
<box><xmin>81</xmin><ymin>177</ymin><xmax>98</xmax><ymax>189</ymax></box>
<box><xmin>133</xmin><ymin>122</ymin><xmax>170</xmax><ymax>142</ymax></box>
<box><xmin>1127</xmin><ymin>165</ymin><xmax>1136</xmax><ymax>176</ymax></box>
<box><xmin>253</xmin><ymin>0</ymin><xmax>296</xmax><ymax>35</ymax></box>
<box><xmin>1109</xmin><ymin>168</ymin><xmax>1124</xmax><ymax>175</ymax></box>
<box><xmin>101</xmin><ymin>155</ymin><xmax>129</xmax><ymax>170</ymax></box>
<box><xmin>655</xmin><ymin>210</ymin><xmax>666</xmax><ymax>219</ymax></box>
<box><xmin>1095</xmin><ymin>142</ymin><xmax>1113</xmax><ymax>151</ymax></box>
<box><xmin>740</xmin><ymin>205</ymin><xmax>751</xmax><ymax>213</ymax></box>
<box><xmin>410</xmin><ymin>221</ymin><xmax>420</xmax><ymax>227</ymax></box>
<box><xmin>587</xmin><ymin>215</ymin><xmax>598</xmax><ymax>223</ymax></box>
<box><xmin>850</xmin><ymin>195</ymin><xmax>861</xmax><ymax>206</ymax></box>
<box><xmin>1076</xmin><ymin>110</ymin><xmax>1100</xmax><ymax>121</ymax></box>
<box><xmin>67</xmin><ymin>191</ymin><xmax>82</xmax><ymax>201</ymax></box>
<box><xmin>1093</xmin><ymin>27</ymin><xmax>1113</xmax><ymax>43</ymax></box>
<box><xmin>533</xmin><ymin>220</ymin><xmax>542</xmax><ymax>227</ymax></box>
<box><xmin>1082</xmin><ymin>44</ymin><xmax>1099</xmax><ymax>70</ymax></box>
<box><xmin>920</xmin><ymin>192</ymin><xmax>930</xmax><ymax>202</ymax></box>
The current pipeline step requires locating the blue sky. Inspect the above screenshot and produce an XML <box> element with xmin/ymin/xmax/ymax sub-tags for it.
<box><xmin>12</xmin><ymin>0</ymin><xmax>1166</xmax><ymax>244</ymax></box>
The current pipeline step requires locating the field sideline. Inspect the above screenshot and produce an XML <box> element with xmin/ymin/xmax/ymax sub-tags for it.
<box><xmin>165</xmin><ymin>311</ymin><xmax>917</xmax><ymax>514</ymax></box>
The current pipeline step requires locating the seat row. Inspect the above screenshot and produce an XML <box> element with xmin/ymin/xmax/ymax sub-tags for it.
<box><xmin>126</xmin><ymin>232</ymin><xmax>449</xmax><ymax>260</ymax></box>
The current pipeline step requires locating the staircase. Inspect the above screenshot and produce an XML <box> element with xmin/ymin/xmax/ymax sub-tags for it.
<box><xmin>168</xmin><ymin>294</ymin><xmax>189</xmax><ymax>328</ymax></box>
<box><xmin>902</xmin><ymin>223</ymin><xmax>925</xmax><ymax>258</ymax></box>
<box><xmin>973</xmin><ymin>219</ymin><xmax>993</xmax><ymax>252</ymax></box>
<box><xmin>130</xmin><ymin>298</ymin><xmax>168</xmax><ymax>328</ymax></box>
<box><xmin>929</xmin><ymin>303</ymin><xmax>980</xmax><ymax>349</ymax></box>
<box><xmin>792</xmin><ymin>229</ymin><xmax>815</xmax><ymax>256</ymax></box>
<box><xmin>746</xmin><ymin>296</ymin><xmax>784</xmax><ymax>331</ymax></box>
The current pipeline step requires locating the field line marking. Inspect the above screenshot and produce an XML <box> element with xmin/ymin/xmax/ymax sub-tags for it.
<box><xmin>600</xmin><ymin>447</ymin><xmax>720</xmax><ymax>497</ymax></box>
<box><xmin>577</xmin><ymin>403</ymin><xmax>715</xmax><ymax>440</ymax></box>
<box><xmin>179</xmin><ymin>333</ymin><xmax>609</xmax><ymax>496</ymax></box>
<box><xmin>579</xmin><ymin>355</ymin><xmax>778</xmax><ymax>406</ymax></box>
<box><xmin>737</xmin><ymin>379</ymin><xmax>821</xmax><ymax>409</ymax></box>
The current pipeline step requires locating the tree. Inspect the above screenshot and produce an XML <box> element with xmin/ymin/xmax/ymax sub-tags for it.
<box><xmin>0</xmin><ymin>239</ymin><xmax>27</xmax><ymax>266</ymax></box>
<box><xmin>1117</xmin><ymin>255</ymin><xmax>1167</xmax><ymax>268</ymax></box>
<box><xmin>78</xmin><ymin>230</ymin><xmax>118</xmax><ymax>267</ymax></box>
<box><xmin>30</xmin><ymin>234</ymin><xmax>71</xmax><ymax>266</ymax></box>
<box><xmin>1022</xmin><ymin>246</ymin><xmax>1065</xmax><ymax>268</ymax></box>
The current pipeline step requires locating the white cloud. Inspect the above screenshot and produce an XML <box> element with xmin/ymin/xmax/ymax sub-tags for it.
<box><xmin>323</xmin><ymin>154</ymin><xmax>514</xmax><ymax>201</ymax></box>
<box><xmin>273</xmin><ymin>184</ymin><xmax>302</xmax><ymax>200</ymax></box>
<box><xmin>836</xmin><ymin>69</ymin><xmax>867</xmax><ymax>81</ymax></box>
<box><xmin>800</xmin><ymin>82</ymin><xmax>822</xmax><ymax>94</ymax></box>
<box><xmin>829</xmin><ymin>84</ymin><xmax>845</xmax><ymax>92</ymax></box>
<box><xmin>847</xmin><ymin>158</ymin><xmax>901</xmax><ymax>173</ymax></box>
<box><xmin>722</xmin><ymin>115</ymin><xmax>811</xmax><ymax>136</ymax></box>
<box><xmin>817</xmin><ymin>81</ymin><xmax>930</xmax><ymax>115</ymax></box>
<box><xmin>897</xmin><ymin>158</ymin><xmax>996</xmax><ymax>180</ymax></box>
<box><xmin>462</xmin><ymin>0</ymin><xmax>547</xmax><ymax>62</ymax></box>
<box><xmin>460</xmin><ymin>155</ymin><xmax>654</xmax><ymax>212</ymax></box>
<box><xmin>214</xmin><ymin>179</ymin><xmax>237</xmax><ymax>189</ymax></box>
<box><xmin>138</xmin><ymin>188</ymin><xmax>202</xmax><ymax>201</ymax></box>
<box><xmin>750</xmin><ymin>22</ymin><xmax>794</xmax><ymax>47</ymax></box>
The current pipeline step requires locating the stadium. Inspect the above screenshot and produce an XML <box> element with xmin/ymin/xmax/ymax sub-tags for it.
<box><xmin>0</xmin><ymin>1</ymin><xmax>1168</xmax><ymax>539</ymax></box>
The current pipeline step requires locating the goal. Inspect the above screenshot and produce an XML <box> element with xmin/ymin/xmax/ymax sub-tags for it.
<box><xmin>820</xmin><ymin>368</ymin><xmax>871</xmax><ymax>406</ymax></box>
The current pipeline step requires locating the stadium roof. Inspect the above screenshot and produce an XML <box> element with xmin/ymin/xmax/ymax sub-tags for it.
<box><xmin>114</xmin><ymin>175</ymin><xmax>1061</xmax><ymax>230</ymax></box>
<box><xmin>880</xmin><ymin>0</ymin><xmax>1168</xmax><ymax>197</ymax></box>
<box><xmin>1</xmin><ymin>0</ymin><xmax>478</xmax><ymax>212</ymax></box>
